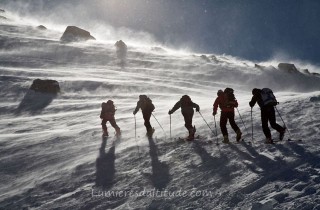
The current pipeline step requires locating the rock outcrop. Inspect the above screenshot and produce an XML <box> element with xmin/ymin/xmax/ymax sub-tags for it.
<box><xmin>278</xmin><ymin>63</ymin><xmax>299</xmax><ymax>73</ymax></box>
<box><xmin>30</xmin><ymin>79</ymin><xmax>60</xmax><ymax>94</ymax></box>
<box><xmin>115</xmin><ymin>40</ymin><xmax>127</xmax><ymax>60</ymax></box>
<box><xmin>60</xmin><ymin>26</ymin><xmax>95</xmax><ymax>42</ymax></box>
<box><xmin>310</xmin><ymin>96</ymin><xmax>320</xmax><ymax>102</ymax></box>
<box><xmin>303</xmin><ymin>69</ymin><xmax>310</xmax><ymax>74</ymax></box>
<box><xmin>37</xmin><ymin>25</ymin><xmax>47</xmax><ymax>30</ymax></box>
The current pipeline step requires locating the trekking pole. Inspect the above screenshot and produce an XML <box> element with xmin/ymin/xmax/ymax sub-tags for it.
<box><xmin>251</xmin><ymin>107</ymin><xmax>254</xmax><ymax>143</ymax></box>
<box><xmin>152</xmin><ymin>113</ymin><xmax>167</xmax><ymax>138</ymax></box>
<box><xmin>236</xmin><ymin>108</ymin><xmax>249</xmax><ymax>136</ymax></box>
<box><xmin>198</xmin><ymin>111</ymin><xmax>216</xmax><ymax>135</ymax></box>
<box><xmin>170</xmin><ymin>114</ymin><xmax>172</xmax><ymax>139</ymax></box>
<box><xmin>213</xmin><ymin>115</ymin><xmax>219</xmax><ymax>145</ymax></box>
<box><xmin>275</xmin><ymin>106</ymin><xmax>294</xmax><ymax>140</ymax></box>
<box><xmin>134</xmin><ymin>115</ymin><xmax>141</xmax><ymax>159</ymax></box>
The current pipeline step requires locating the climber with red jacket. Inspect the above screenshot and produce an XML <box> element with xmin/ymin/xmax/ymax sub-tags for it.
<box><xmin>213</xmin><ymin>88</ymin><xmax>242</xmax><ymax>143</ymax></box>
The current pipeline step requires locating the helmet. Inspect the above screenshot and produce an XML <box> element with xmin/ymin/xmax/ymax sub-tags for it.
<box><xmin>106</xmin><ymin>100</ymin><xmax>113</xmax><ymax>104</ymax></box>
<box><xmin>217</xmin><ymin>89</ymin><xmax>223</xmax><ymax>96</ymax></box>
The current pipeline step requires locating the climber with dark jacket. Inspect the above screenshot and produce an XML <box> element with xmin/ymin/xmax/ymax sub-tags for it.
<box><xmin>100</xmin><ymin>100</ymin><xmax>121</xmax><ymax>137</ymax></box>
<box><xmin>168</xmin><ymin>95</ymin><xmax>200</xmax><ymax>140</ymax></box>
<box><xmin>133</xmin><ymin>95</ymin><xmax>155</xmax><ymax>136</ymax></box>
<box><xmin>249</xmin><ymin>88</ymin><xmax>285</xmax><ymax>144</ymax></box>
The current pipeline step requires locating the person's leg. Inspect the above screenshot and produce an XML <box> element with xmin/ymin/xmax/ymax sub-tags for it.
<box><xmin>228</xmin><ymin>112</ymin><xmax>240</xmax><ymax>132</ymax></box>
<box><xmin>269</xmin><ymin>107</ymin><xmax>285</xmax><ymax>132</ymax></box>
<box><xmin>220</xmin><ymin>112</ymin><xmax>228</xmax><ymax>136</ymax></box>
<box><xmin>101</xmin><ymin>119</ymin><xmax>108</xmax><ymax>136</ymax></box>
<box><xmin>143</xmin><ymin>112</ymin><xmax>152</xmax><ymax>132</ymax></box>
<box><xmin>183</xmin><ymin>113</ymin><xmax>193</xmax><ymax>131</ymax></box>
<box><xmin>228</xmin><ymin>112</ymin><xmax>242</xmax><ymax>141</ymax></box>
<box><xmin>261</xmin><ymin>108</ymin><xmax>272</xmax><ymax>142</ymax></box>
<box><xmin>109</xmin><ymin>117</ymin><xmax>121</xmax><ymax>135</ymax></box>
<box><xmin>268</xmin><ymin>106</ymin><xmax>286</xmax><ymax>140</ymax></box>
<box><xmin>220</xmin><ymin>112</ymin><xmax>229</xmax><ymax>143</ymax></box>
<box><xmin>182</xmin><ymin>110</ymin><xmax>195</xmax><ymax>139</ymax></box>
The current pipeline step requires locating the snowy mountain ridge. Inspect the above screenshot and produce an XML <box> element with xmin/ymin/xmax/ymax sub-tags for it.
<box><xmin>1</xmin><ymin>12</ymin><xmax>320</xmax><ymax>210</ymax></box>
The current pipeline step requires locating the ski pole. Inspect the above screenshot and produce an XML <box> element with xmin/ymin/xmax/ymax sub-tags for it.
<box><xmin>213</xmin><ymin>115</ymin><xmax>219</xmax><ymax>145</ymax></box>
<box><xmin>134</xmin><ymin>115</ymin><xmax>137</xmax><ymax>140</ymax></box>
<box><xmin>198</xmin><ymin>111</ymin><xmax>214</xmax><ymax>133</ymax></box>
<box><xmin>275</xmin><ymin>106</ymin><xmax>293</xmax><ymax>139</ymax></box>
<box><xmin>251</xmin><ymin>107</ymin><xmax>254</xmax><ymax>142</ymax></box>
<box><xmin>134</xmin><ymin>115</ymin><xmax>141</xmax><ymax>159</ymax></box>
<box><xmin>170</xmin><ymin>114</ymin><xmax>172</xmax><ymax>139</ymax></box>
<box><xmin>152</xmin><ymin>113</ymin><xmax>167</xmax><ymax>138</ymax></box>
<box><xmin>236</xmin><ymin>108</ymin><xmax>249</xmax><ymax>136</ymax></box>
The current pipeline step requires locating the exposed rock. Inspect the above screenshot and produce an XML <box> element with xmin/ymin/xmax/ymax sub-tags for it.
<box><xmin>310</xmin><ymin>96</ymin><xmax>320</xmax><ymax>102</ymax></box>
<box><xmin>200</xmin><ymin>55</ymin><xmax>211</xmax><ymax>62</ymax></box>
<box><xmin>115</xmin><ymin>40</ymin><xmax>127</xmax><ymax>60</ymax></box>
<box><xmin>312</xmin><ymin>72</ymin><xmax>320</xmax><ymax>77</ymax></box>
<box><xmin>303</xmin><ymin>69</ymin><xmax>310</xmax><ymax>74</ymax></box>
<box><xmin>60</xmin><ymin>26</ymin><xmax>95</xmax><ymax>42</ymax></box>
<box><xmin>209</xmin><ymin>55</ymin><xmax>219</xmax><ymax>63</ymax></box>
<box><xmin>0</xmin><ymin>15</ymin><xmax>7</xmax><ymax>20</ymax></box>
<box><xmin>0</xmin><ymin>9</ymin><xmax>5</xmax><ymax>13</ymax></box>
<box><xmin>278</xmin><ymin>63</ymin><xmax>299</xmax><ymax>73</ymax></box>
<box><xmin>255</xmin><ymin>64</ymin><xmax>264</xmax><ymax>69</ymax></box>
<box><xmin>255</xmin><ymin>64</ymin><xmax>277</xmax><ymax>70</ymax></box>
<box><xmin>37</xmin><ymin>25</ymin><xmax>47</xmax><ymax>30</ymax></box>
<box><xmin>30</xmin><ymin>79</ymin><xmax>60</xmax><ymax>94</ymax></box>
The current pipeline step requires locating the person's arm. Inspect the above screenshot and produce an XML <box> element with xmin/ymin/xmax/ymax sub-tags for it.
<box><xmin>133</xmin><ymin>101</ymin><xmax>140</xmax><ymax>115</ymax></box>
<box><xmin>213</xmin><ymin>97</ymin><xmax>220</xmax><ymax>115</ymax></box>
<box><xmin>169</xmin><ymin>101</ymin><xmax>181</xmax><ymax>114</ymax></box>
<box><xmin>192</xmin><ymin>102</ymin><xmax>200</xmax><ymax>112</ymax></box>
<box><xmin>249</xmin><ymin>95</ymin><xmax>258</xmax><ymax>107</ymax></box>
<box><xmin>229</xmin><ymin>100</ymin><xmax>238</xmax><ymax>108</ymax></box>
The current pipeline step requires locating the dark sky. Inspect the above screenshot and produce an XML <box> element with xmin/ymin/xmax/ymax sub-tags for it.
<box><xmin>3</xmin><ymin>0</ymin><xmax>320</xmax><ymax>64</ymax></box>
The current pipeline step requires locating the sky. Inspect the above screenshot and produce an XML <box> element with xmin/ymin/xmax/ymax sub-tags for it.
<box><xmin>2</xmin><ymin>0</ymin><xmax>320</xmax><ymax>64</ymax></box>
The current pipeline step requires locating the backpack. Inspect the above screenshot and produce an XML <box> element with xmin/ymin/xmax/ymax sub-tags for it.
<box><xmin>100</xmin><ymin>100</ymin><xmax>115</xmax><ymax>119</ymax></box>
<box><xmin>140</xmin><ymin>95</ymin><xmax>155</xmax><ymax>112</ymax></box>
<box><xmin>223</xmin><ymin>88</ymin><xmax>236</xmax><ymax>107</ymax></box>
<box><xmin>180</xmin><ymin>95</ymin><xmax>193</xmax><ymax>107</ymax></box>
<box><xmin>260</xmin><ymin>88</ymin><xmax>278</xmax><ymax>106</ymax></box>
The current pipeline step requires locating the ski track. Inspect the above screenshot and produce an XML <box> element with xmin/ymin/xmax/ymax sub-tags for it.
<box><xmin>1</xmin><ymin>18</ymin><xmax>320</xmax><ymax>210</ymax></box>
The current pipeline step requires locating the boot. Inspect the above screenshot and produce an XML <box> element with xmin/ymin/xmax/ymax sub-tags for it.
<box><xmin>115</xmin><ymin>128</ymin><xmax>121</xmax><ymax>136</ymax></box>
<box><xmin>187</xmin><ymin>126</ymin><xmax>196</xmax><ymax>141</ymax></box>
<box><xmin>223</xmin><ymin>135</ymin><xmax>229</xmax><ymax>144</ymax></box>
<box><xmin>102</xmin><ymin>128</ymin><xmax>108</xmax><ymax>137</ymax></box>
<box><xmin>265</xmin><ymin>138</ymin><xmax>273</xmax><ymax>144</ymax></box>
<box><xmin>236</xmin><ymin>129</ymin><xmax>242</xmax><ymax>142</ymax></box>
<box><xmin>146</xmin><ymin>127</ymin><xmax>155</xmax><ymax>137</ymax></box>
<box><xmin>279</xmin><ymin>127</ymin><xmax>286</xmax><ymax>141</ymax></box>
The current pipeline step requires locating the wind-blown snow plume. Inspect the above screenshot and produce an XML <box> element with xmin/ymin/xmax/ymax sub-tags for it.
<box><xmin>1</xmin><ymin>4</ymin><xmax>320</xmax><ymax>210</ymax></box>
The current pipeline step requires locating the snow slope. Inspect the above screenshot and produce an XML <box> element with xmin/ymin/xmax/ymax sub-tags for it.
<box><xmin>1</xmin><ymin>14</ymin><xmax>320</xmax><ymax>210</ymax></box>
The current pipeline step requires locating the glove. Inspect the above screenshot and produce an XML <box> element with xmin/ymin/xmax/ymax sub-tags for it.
<box><xmin>168</xmin><ymin>110</ymin><xmax>173</xmax><ymax>115</ymax></box>
<box><xmin>212</xmin><ymin>111</ymin><xmax>216</xmax><ymax>116</ymax></box>
<box><xmin>196</xmin><ymin>107</ymin><xmax>200</xmax><ymax>112</ymax></box>
<box><xmin>133</xmin><ymin>111</ymin><xmax>136</xmax><ymax>115</ymax></box>
<box><xmin>249</xmin><ymin>102</ymin><xmax>253</xmax><ymax>108</ymax></box>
